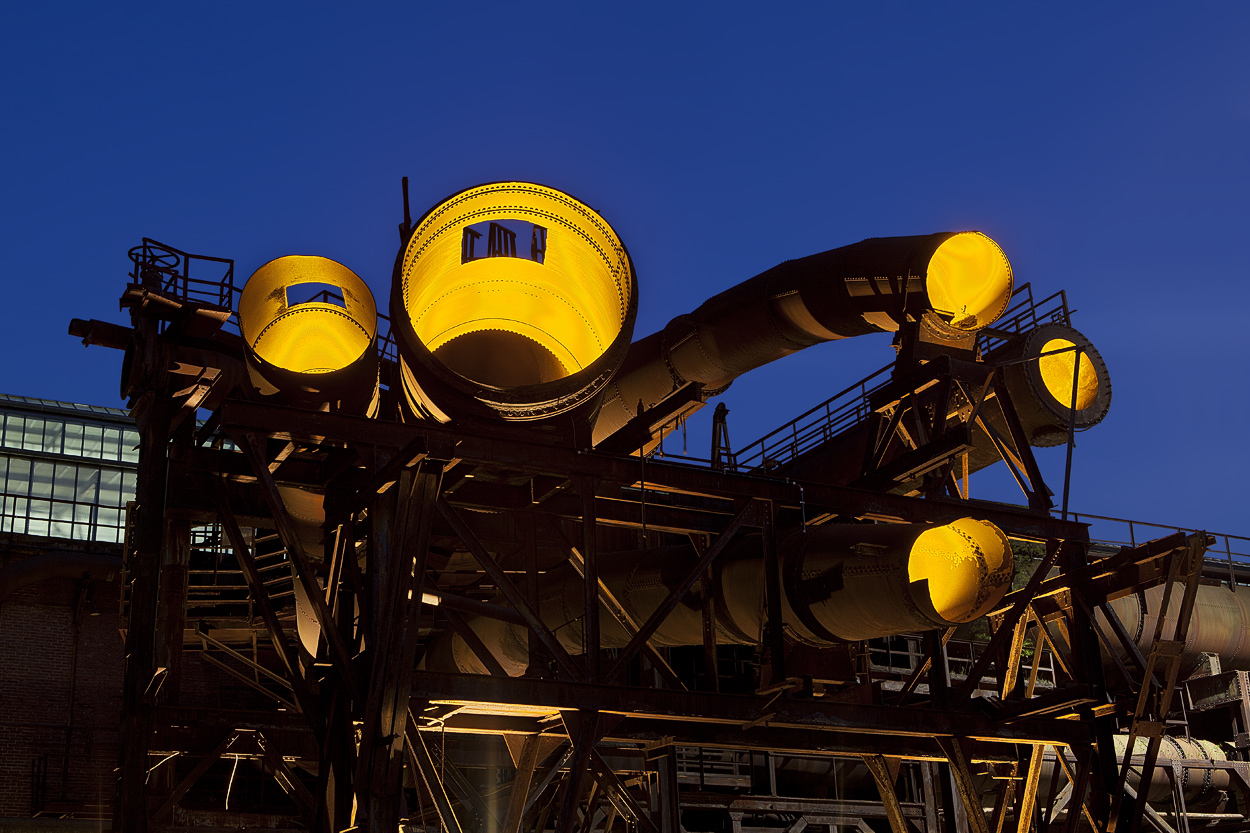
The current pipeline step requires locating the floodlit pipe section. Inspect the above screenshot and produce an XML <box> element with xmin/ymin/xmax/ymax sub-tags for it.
<box><xmin>390</xmin><ymin>182</ymin><xmax>637</xmax><ymax>427</ymax></box>
<box><xmin>238</xmin><ymin>255</ymin><xmax>379</xmax><ymax>414</ymax></box>
<box><xmin>1008</xmin><ymin>739</ymin><xmax>1231</xmax><ymax>812</ymax></box>
<box><xmin>593</xmin><ymin>231</ymin><xmax>1013</xmax><ymax>446</ymax></box>
<box><xmin>728</xmin><ymin>518</ymin><xmax>1013</xmax><ymax>644</ymax></box>
<box><xmin>998</xmin><ymin>322</ymin><xmax>1112</xmax><ymax>447</ymax></box>
<box><xmin>430</xmin><ymin>518</ymin><xmax>1012</xmax><ymax>676</ymax></box>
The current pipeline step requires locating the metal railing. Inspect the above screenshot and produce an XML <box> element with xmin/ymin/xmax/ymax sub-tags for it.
<box><xmin>128</xmin><ymin>238</ymin><xmax>236</xmax><ymax>314</ymax></box>
<box><xmin>730</xmin><ymin>364</ymin><xmax>892</xmax><ymax>474</ymax></box>
<box><xmin>977</xmin><ymin>284</ymin><xmax>1072</xmax><ymax>355</ymax></box>
<box><xmin>869</xmin><ymin>633</ymin><xmax>1058</xmax><ymax>691</ymax></box>
<box><xmin>679</xmin><ymin>282</ymin><xmax>1073</xmax><ymax>475</ymax></box>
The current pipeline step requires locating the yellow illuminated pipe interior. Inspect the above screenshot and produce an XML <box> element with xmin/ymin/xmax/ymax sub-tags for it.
<box><xmin>1039</xmin><ymin>338</ymin><xmax>1099</xmax><ymax>410</ymax></box>
<box><xmin>907</xmin><ymin>518</ymin><xmax>1010</xmax><ymax>623</ymax></box>
<box><xmin>240</xmin><ymin>256</ymin><xmax>377</xmax><ymax>374</ymax></box>
<box><xmin>401</xmin><ymin>182</ymin><xmax>632</xmax><ymax>388</ymax></box>
<box><xmin>925</xmin><ymin>232</ymin><xmax>1014</xmax><ymax>331</ymax></box>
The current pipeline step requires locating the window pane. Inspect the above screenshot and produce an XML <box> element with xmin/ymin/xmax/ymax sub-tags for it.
<box><xmin>53</xmin><ymin>464</ymin><xmax>77</xmax><ymax>501</ymax></box>
<box><xmin>121</xmin><ymin>430</ymin><xmax>140</xmax><ymax>463</ymax></box>
<box><xmin>6</xmin><ymin>458</ymin><xmax>32</xmax><ymax>497</ymax></box>
<box><xmin>63</xmin><ymin>423</ymin><xmax>84</xmax><ymax>457</ymax></box>
<box><xmin>101</xmin><ymin>428</ymin><xmax>122</xmax><ymax>461</ymax></box>
<box><xmin>99</xmin><ymin>469</ymin><xmax>122</xmax><ymax>507</ymax></box>
<box><xmin>41</xmin><ymin>421</ymin><xmax>64</xmax><ymax>455</ymax></box>
<box><xmin>23</xmin><ymin>418</ymin><xmax>45</xmax><ymax>451</ymax></box>
<box><xmin>30</xmin><ymin>462</ymin><xmax>54</xmax><ymax>499</ymax></box>
<box><xmin>27</xmin><ymin>498</ymin><xmax>50</xmax><ymax>520</ymax></box>
<box><xmin>6</xmin><ymin>496</ymin><xmax>28</xmax><ymax>526</ymax></box>
<box><xmin>121</xmin><ymin>471</ymin><xmax>137</xmax><ymax>500</ymax></box>
<box><xmin>50</xmin><ymin>497</ymin><xmax>71</xmax><ymax>537</ymax></box>
<box><xmin>97</xmin><ymin>506</ymin><xmax>120</xmax><ymax>533</ymax></box>
<box><xmin>76</xmin><ymin>467</ymin><xmax>99</xmax><ymax>504</ymax></box>
<box><xmin>73</xmin><ymin>502</ymin><xmax>92</xmax><ymax>524</ymax></box>
<box><xmin>27</xmin><ymin>517</ymin><xmax>48</xmax><ymax>537</ymax></box>
<box><xmin>2</xmin><ymin>415</ymin><xmax>22</xmax><ymax>448</ymax></box>
<box><xmin>82</xmin><ymin>425</ymin><xmax>104</xmax><ymax>458</ymax></box>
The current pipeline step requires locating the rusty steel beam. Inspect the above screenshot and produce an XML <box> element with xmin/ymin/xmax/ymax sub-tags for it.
<box><xmin>606</xmin><ymin>500</ymin><xmax>760</xmax><ymax>682</ymax></box>
<box><xmin>411</xmin><ymin>671</ymin><xmax>1090</xmax><ymax>748</ymax></box>
<box><xmin>218</xmin><ymin>399</ymin><xmax>1088</xmax><ymax>541</ymax></box>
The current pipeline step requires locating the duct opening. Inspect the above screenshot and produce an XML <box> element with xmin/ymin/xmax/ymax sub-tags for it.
<box><xmin>999</xmin><ymin>322</ymin><xmax>1112</xmax><ymax>446</ymax></box>
<box><xmin>399</xmin><ymin>182</ymin><xmax>633</xmax><ymax>391</ymax></box>
<box><xmin>925</xmin><ymin>232</ymin><xmax>1013</xmax><ymax>331</ymax></box>
<box><xmin>240</xmin><ymin>256</ymin><xmax>377</xmax><ymax>376</ymax></box>
<box><xmin>1038</xmin><ymin>338</ymin><xmax>1099</xmax><ymax>411</ymax></box>
<box><xmin>907</xmin><ymin>518</ymin><xmax>1011</xmax><ymax>624</ymax></box>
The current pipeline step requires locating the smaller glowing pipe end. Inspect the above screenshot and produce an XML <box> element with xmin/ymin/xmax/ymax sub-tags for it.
<box><xmin>240</xmin><ymin>255</ymin><xmax>377</xmax><ymax>376</ymax></box>
<box><xmin>1039</xmin><ymin>337</ymin><xmax>1100</xmax><ymax>411</ymax></box>
<box><xmin>1009</xmin><ymin>322</ymin><xmax>1113</xmax><ymax>446</ymax></box>
<box><xmin>908</xmin><ymin>518</ymin><xmax>1013</xmax><ymax>625</ymax></box>
<box><xmin>925</xmin><ymin>232</ymin><xmax>1014</xmax><ymax>332</ymax></box>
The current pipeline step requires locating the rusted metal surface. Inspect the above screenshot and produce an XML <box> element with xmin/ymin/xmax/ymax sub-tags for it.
<box><xmin>69</xmin><ymin>224</ymin><xmax>1246</xmax><ymax>833</ymax></box>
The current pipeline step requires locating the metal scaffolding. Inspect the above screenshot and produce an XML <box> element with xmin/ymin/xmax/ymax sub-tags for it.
<box><xmin>65</xmin><ymin>221</ymin><xmax>1249</xmax><ymax>833</ymax></box>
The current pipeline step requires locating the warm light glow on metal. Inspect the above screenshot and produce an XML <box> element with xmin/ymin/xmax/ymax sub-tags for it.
<box><xmin>1038</xmin><ymin>338</ymin><xmax>1098</xmax><ymax>411</ymax></box>
<box><xmin>239</xmin><ymin>255</ymin><xmax>377</xmax><ymax>375</ymax></box>
<box><xmin>400</xmin><ymin>182</ymin><xmax>633</xmax><ymax>388</ymax></box>
<box><xmin>1000</xmin><ymin>322</ymin><xmax>1112</xmax><ymax>446</ymax></box>
<box><xmin>925</xmin><ymin>231</ymin><xmax>1013</xmax><ymax>331</ymax></box>
<box><xmin>908</xmin><ymin>518</ymin><xmax>1011</xmax><ymax>624</ymax></box>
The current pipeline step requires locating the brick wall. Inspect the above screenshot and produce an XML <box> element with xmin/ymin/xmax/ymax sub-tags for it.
<box><xmin>0</xmin><ymin>562</ymin><xmax>122</xmax><ymax>819</ymax></box>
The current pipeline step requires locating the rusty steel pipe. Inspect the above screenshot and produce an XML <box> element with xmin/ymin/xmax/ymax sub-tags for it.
<box><xmin>1103</xmin><ymin>583</ymin><xmax>1250</xmax><ymax>672</ymax></box>
<box><xmin>592</xmin><ymin>231</ymin><xmax>1014</xmax><ymax>446</ymax></box>
<box><xmin>429</xmin><ymin>518</ymin><xmax>1012</xmax><ymax>676</ymax></box>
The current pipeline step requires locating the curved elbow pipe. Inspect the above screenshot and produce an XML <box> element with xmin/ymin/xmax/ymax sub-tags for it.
<box><xmin>593</xmin><ymin>231</ymin><xmax>1013</xmax><ymax>446</ymax></box>
<box><xmin>238</xmin><ymin>255</ymin><xmax>380</xmax><ymax>415</ymax></box>
<box><xmin>389</xmin><ymin>182</ymin><xmax>637</xmax><ymax>430</ymax></box>
<box><xmin>430</xmin><ymin>517</ymin><xmax>1012</xmax><ymax>676</ymax></box>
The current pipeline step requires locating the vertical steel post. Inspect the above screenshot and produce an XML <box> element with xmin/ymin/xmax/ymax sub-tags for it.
<box><xmin>581</xmin><ymin>475</ymin><xmax>601</xmax><ymax>682</ymax></box>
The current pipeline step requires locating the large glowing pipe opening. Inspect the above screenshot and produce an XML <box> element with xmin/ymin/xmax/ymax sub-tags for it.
<box><xmin>240</xmin><ymin>256</ymin><xmax>377</xmax><ymax>376</ymax></box>
<box><xmin>908</xmin><ymin>518</ymin><xmax>1011</xmax><ymax>624</ymax></box>
<box><xmin>400</xmin><ymin>182</ymin><xmax>633</xmax><ymax>390</ymax></box>
<box><xmin>925</xmin><ymin>231</ymin><xmax>1014</xmax><ymax>332</ymax></box>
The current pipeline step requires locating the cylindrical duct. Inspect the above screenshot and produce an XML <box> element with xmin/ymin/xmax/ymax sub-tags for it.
<box><xmin>1103</xmin><ymin>583</ymin><xmax>1250</xmax><ymax>672</ymax></box>
<box><xmin>430</xmin><ymin>517</ymin><xmax>1012</xmax><ymax>676</ymax></box>
<box><xmin>390</xmin><ymin>182</ymin><xmax>637</xmax><ymax>427</ymax></box>
<box><xmin>998</xmin><ymin>322</ymin><xmax>1112</xmax><ymax>447</ymax></box>
<box><xmin>593</xmin><ymin>231</ymin><xmax>1014</xmax><ymax>445</ymax></box>
<box><xmin>1114</xmin><ymin>735</ymin><xmax>1230</xmax><ymax>806</ymax></box>
<box><xmin>238</xmin><ymin>255</ymin><xmax>379</xmax><ymax>414</ymax></box>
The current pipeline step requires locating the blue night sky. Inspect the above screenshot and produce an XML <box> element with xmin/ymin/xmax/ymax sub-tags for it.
<box><xmin>2</xmin><ymin>4</ymin><xmax>1246</xmax><ymax>540</ymax></box>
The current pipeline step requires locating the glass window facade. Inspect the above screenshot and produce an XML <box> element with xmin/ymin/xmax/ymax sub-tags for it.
<box><xmin>0</xmin><ymin>397</ymin><xmax>138</xmax><ymax>543</ymax></box>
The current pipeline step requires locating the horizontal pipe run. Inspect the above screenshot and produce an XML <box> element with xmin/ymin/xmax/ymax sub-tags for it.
<box><xmin>430</xmin><ymin>518</ymin><xmax>1012</xmax><ymax>676</ymax></box>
